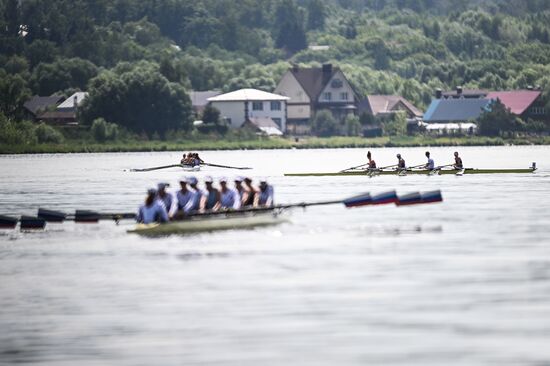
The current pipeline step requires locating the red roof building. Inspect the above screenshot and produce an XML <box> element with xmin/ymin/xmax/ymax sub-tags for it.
<box><xmin>485</xmin><ymin>90</ymin><xmax>542</xmax><ymax>116</ymax></box>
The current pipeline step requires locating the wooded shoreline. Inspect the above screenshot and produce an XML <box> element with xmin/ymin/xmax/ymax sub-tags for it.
<box><xmin>2</xmin><ymin>136</ymin><xmax>549</xmax><ymax>154</ymax></box>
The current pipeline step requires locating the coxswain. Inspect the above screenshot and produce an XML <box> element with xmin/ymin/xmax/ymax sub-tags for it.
<box><xmin>172</xmin><ymin>176</ymin><xmax>194</xmax><ymax>217</ymax></box>
<box><xmin>200</xmin><ymin>176</ymin><xmax>221</xmax><ymax>211</ymax></box>
<box><xmin>367</xmin><ymin>151</ymin><xmax>376</xmax><ymax>169</ymax></box>
<box><xmin>255</xmin><ymin>178</ymin><xmax>274</xmax><ymax>207</ymax></box>
<box><xmin>137</xmin><ymin>188</ymin><xmax>169</xmax><ymax>224</ymax></box>
<box><xmin>425</xmin><ymin>151</ymin><xmax>435</xmax><ymax>170</ymax></box>
<box><xmin>156</xmin><ymin>183</ymin><xmax>174</xmax><ymax>213</ymax></box>
<box><xmin>219</xmin><ymin>177</ymin><xmax>241</xmax><ymax>209</ymax></box>
<box><xmin>234</xmin><ymin>176</ymin><xmax>250</xmax><ymax>207</ymax></box>
<box><xmin>453</xmin><ymin>152</ymin><xmax>463</xmax><ymax>170</ymax></box>
<box><xmin>396</xmin><ymin>154</ymin><xmax>406</xmax><ymax>170</ymax></box>
<box><xmin>183</xmin><ymin>176</ymin><xmax>203</xmax><ymax>213</ymax></box>
<box><xmin>242</xmin><ymin>177</ymin><xmax>257</xmax><ymax>207</ymax></box>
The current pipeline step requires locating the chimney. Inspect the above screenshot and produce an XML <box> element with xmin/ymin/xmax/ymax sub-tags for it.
<box><xmin>292</xmin><ymin>63</ymin><xmax>299</xmax><ymax>72</ymax></box>
<box><xmin>322</xmin><ymin>63</ymin><xmax>333</xmax><ymax>74</ymax></box>
<box><xmin>527</xmin><ymin>85</ymin><xmax>533</xmax><ymax>91</ymax></box>
<box><xmin>456</xmin><ymin>86</ymin><xmax>463</xmax><ymax>96</ymax></box>
<box><xmin>73</xmin><ymin>95</ymin><xmax>78</xmax><ymax>111</ymax></box>
<box><xmin>435</xmin><ymin>88</ymin><xmax>442</xmax><ymax>99</ymax></box>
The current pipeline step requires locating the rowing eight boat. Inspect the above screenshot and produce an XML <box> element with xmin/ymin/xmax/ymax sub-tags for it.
<box><xmin>128</xmin><ymin>211</ymin><xmax>288</xmax><ymax>236</ymax></box>
<box><xmin>285</xmin><ymin>166</ymin><xmax>537</xmax><ymax>177</ymax></box>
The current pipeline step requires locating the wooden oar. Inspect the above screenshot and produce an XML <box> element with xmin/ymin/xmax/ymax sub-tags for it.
<box><xmin>202</xmin><ymin>162</ymin><xmax>252</xmax><ymax>170</ymax></box>
<box><xmin>130</xmin><ymin>164</ymin><xmax>183</xmax><ymax>172</ymax></box>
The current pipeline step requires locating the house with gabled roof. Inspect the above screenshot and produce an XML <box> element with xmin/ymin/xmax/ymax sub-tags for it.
<box><xmin>360</xmin><ymin>95</ymin><xmax>423</xmax><ymax>119</ymax></box>
<box><xmin>486</xmin><ymin>90</ymin><xmax>545</xmax><ymax>120</ymax></box>
<box><xmin>37</xmin><ymin>92</ymin><xmax>88</xmax><ymax>126</ymax></box>
<box><xmin>207</xmin><ymin>88</ymin><xmax>289</xmax><ymax>132</ymax></box>
<box><xmin>274</xmin><ymin>64</ymin><xmax>359</xmax><ymax>134</ymax></box>
<box><xmin>23</xmin><ymin>95</ymin><xmax>64</xmax><ymax>121</ymax></box>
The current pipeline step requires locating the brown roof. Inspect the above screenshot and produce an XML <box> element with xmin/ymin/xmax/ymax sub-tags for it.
<box><xmin>364</xmin><ymin>95</ymin><xmax>423</xmax><ymax>117</ymax></box>
<box><xmin>290</xmin><ymin>67</ymin><xmax>338</xmax><ymax>100</ymax></box>
<box><xmin>23</xmin><ymin>95</ymin><xmax>64</xmax><ymax>115</ymax></box>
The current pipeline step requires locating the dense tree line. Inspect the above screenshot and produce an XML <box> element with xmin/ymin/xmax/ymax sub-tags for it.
<box><xmin>1</xmin><ymin>0</ymin><xmax>550</xmax><ymax>136</ymax></box>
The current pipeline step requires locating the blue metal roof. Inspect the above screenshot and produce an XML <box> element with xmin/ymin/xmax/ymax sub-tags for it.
<box><xmin>423</xmin><ymin>99</ymin><xmax>491</xmax><ymax>122</ymax></box>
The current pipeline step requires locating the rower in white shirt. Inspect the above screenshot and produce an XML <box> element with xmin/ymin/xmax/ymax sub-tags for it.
<box><xmin>425</xmin><ymin>151</ymin><xmax>435</xmax><ymax>170</ymax></box>
<box><xmin>137</xmin><ymin>188</ymin><xmax>169</xmax><ymax>224</ymax></box>
<box><xmin>172</xmin><ymin>176</ymin><xmax>195</xmax><ymax>217</ymax></box>
<box><xmin>184</xmin><ymin>176</ymin><xmax>203</xmax><ymax>213</ymax></box>
<box><xmin>219</xmin><ymin>177</ymin><xmax>241</xmax><ymax>209</ymax></box>
<box><xmin>156</xmin><ymin>182</ymin><xmax>174</xmax><ymax>213</ymax></box>
<box><xmin>255</xmin><ymin>178</ymin><xmax>274</xmax><ymax>207</ymax></box>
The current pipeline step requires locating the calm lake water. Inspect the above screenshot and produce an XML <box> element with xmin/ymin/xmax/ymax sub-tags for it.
<box><xmin>1</xmin><ymin>146</ymin><xmax>550</xmax><ymax>365</ymax></box>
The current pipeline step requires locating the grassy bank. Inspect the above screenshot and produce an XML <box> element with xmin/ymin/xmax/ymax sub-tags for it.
<box><xmin>2</xmin><ymin>135</ymin><xmax>550</xmax><ymax>154</ymax></box>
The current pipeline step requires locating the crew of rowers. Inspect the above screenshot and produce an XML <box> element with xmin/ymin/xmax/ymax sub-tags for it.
<box><xmin>365</xmin><ymin>151</ymin><xmax>464</xmax><ymax>171</ymax></box>
<box><xmin>181</xmin><ymin>152</ymin><xmax>203</xmax><ymax>166</ymax></box>
<box><xmin>137</xmin><ymin>176</ymin><xmax>275</xmax><ymax>224</ymax></box>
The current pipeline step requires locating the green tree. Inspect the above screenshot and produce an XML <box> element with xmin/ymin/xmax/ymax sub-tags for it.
<box><xmin>0</xmin><ymin>70</ymin><xmax>31</xmax><ymax>119</ymax></box>
<box><xmin>344</xmin><ymin>114</ymin><xmax>362</xmax><ymax>136</ymax></box>
<box><xmin>80</xmin><ymin>63</ymin><xmax>193</xmax><ymax>137</ymax></box>
<box><xmin>35</xmin><ymin>123</ymin><xmax>64</xmax><ymax>143</ymax></box>
<box><xmin>477</xmin><ymin>99</ymin><xmax>523</xmax><ymax>136</ymax></box>
<box><xmin>275</xmin><ymin>0</ymin><xmax>307</xmax><ymax>53</ymax></box>
<box><xmin>307</xmin><ymin>0</ymin><xmax>326</xmax><ymax>30</ymax></box>
<box><xmin>202</xmin><ymin>104</ymin><xmax>221</xmax><ymax>124</ymax></box>
<box><xmin>310</xmin><ymin>110</ymin><xmax>339</xmax><ymax>137</ymax></box>
<box><xmin>365</xmin><ymin>37</ymin><xmax>390</xmax><ymax>70</ymax></box>
<box><xmin>382</xmin><ymin>112</ymin><xmax>407</xmax><ymax>136</ymax></box>
<box><xmin>31</xmin><ymin>58</ymin><xmax>98</xmax><ymax>96</ymax></box>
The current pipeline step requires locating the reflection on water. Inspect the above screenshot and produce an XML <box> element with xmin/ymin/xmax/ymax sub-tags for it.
<box><xmin>1</xmin><ymin>146</ymin><xmax>550</xmax><ymax>365</ymax></box>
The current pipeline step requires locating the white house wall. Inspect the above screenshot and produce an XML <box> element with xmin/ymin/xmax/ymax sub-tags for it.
<box><xmin>248</xmin><ymin>101</ymin><xmax>287</xmax><ymax>132</ymax></box>
<box><xmin>317</xmin><ymin>70</ymin><xmax>355</xmax><ymax>104</ymax></box>
<box><xmin>211</xmin><ymin>100</ymin><xmax>287</xmax><ymax>131</ymax></box>
<box><xmin>210</xmin><ymin>101</ymin><xmax>246</xmax><ymax>128</ymax></box>
<box><xmin>274</xmin><ymin>71</ymin><xmax>311</xmax><ymax>119</ymax></box>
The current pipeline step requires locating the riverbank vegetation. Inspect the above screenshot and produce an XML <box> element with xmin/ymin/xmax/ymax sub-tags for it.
<box><xmin>1</xmin><ymin>0</ymin><xmax>550</xmax><ymax>146</ymax></box>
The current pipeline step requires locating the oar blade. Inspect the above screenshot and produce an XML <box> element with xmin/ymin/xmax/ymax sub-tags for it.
<box><xmin>20</xmin><ymin>216</ymin><xmax>46</xmax><ymax>230</ymax></box>
<box><xmin>397</xmin><ymin>192</ymin><xmax>422</xmax><ymax>206</ymax></box>
<box><xmin>75</xmin><ymin>210</ymin><xmax>101</xmax><ymax>223</ymax></box>
<box><xmin>371</xmin><ymin>190</ymin><xmax>398</xmax><ymax>205</ymax></box>
<box><xmin>38</xmin><ymin>208</ymin><xmax>67</xmax><ymax>222</ymax></box>
<box><xmin>343</xmin><ymin>192</ymin><xmax>372</xmax><ymax>208</ymax></box>
<box><xmin>421</xmin><ymin>190</ymin><xmax>443</xmax><ymax>204</ymax></box>
<box><xmin>0</xmin><ymin>215</ymin><xmax>18</xmax><ymax>229</ymax></box>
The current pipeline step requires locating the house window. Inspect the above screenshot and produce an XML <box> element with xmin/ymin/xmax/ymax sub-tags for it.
<box><xmin>331</xmin><ymin>79</ymin><xmax>343</xmax><ymax>88</ymax></box>
<box><xmin>323</xmin><ymin>92</ymin><xmax>332</xmax><ymax>101</ymax></box>
<box><xmin>273</xmin><ymin>118</ymin><xmax>282</xmax><ymax>128</ymax></box>
<box><xmin>252</xmin><ymin>101</ymin><xmax>263</xmax><ymax>111</ymax></box>
<box><xmin>341</xmin><ymin>92</ymin><xmax>348</xmax><ymax>100</ymax></box>
<box><xmin>270</xmin><ymin>101</ymin><xmax>281</xmax><ymax>111</ymax></box>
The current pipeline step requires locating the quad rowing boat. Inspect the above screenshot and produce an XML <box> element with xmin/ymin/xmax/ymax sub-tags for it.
<box><xmin>128</xmin><ymin>211</ymin><xmax>287</xmax><ymax>236</ymax></box>
<box><xmin>285</xmin><ymin>166</ymin><xmax>537</xmax><ymax>177</ymax></box>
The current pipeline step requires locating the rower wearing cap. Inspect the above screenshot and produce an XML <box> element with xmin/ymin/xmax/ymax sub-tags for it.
<box><xmin>172</xmin><ymin>176</ymin><xmax>194</xmax><ymax>217</ymax></box>
<box><xmin>425</xmin><ymin>151</ymin><xmax>435</xmax><ymax>170</ymax></box>
<box><xmin>156</xmin><ymin>183</ymin><xmax>174</xmax><ymax>213</ymax></box>
<box><xmin>453</xmin><ymin>152</ymin><xmax>463</xmax><ymax>170</ymax></box>
<box><xmin>219</xmin><ymin>177</ymin><xmax>241</xmax><ymax>209</ymax></box>
<box><xmin>200</xmin><ymin>176</ymin><xmax>220</xmax><ymax>211</ymax></box>
<box><xmin>242</xmin><ymin>177</ymin><xmax>257</xmax><ymax>207</ymax></box>
<box><xmin>367</xmin><ymin>151</ymin><xmax>376</xmax><ymax>169</ymax></box>
<box><xmin>234</xmin><ymin>176</ymin><xmax>250</xmax><ymax>207</ymax></box>
<box><xmin>137</xmin><ymin>188</ymin><xmax>169</xmax><ymax>224</ymax></box>
<box><xmin>397</xmin><ymin>154</ymin><xmax>406</xmax><ymax>170</ymax></box>
<box><xmin>255</xmin><ymin>178</ymin><xmax>274</xmax><ymax>207</ymax></box>
<box><xmin>184</xmin><ymin>176</ymin><xmax>203</xmax><ymax>213</ymax></box>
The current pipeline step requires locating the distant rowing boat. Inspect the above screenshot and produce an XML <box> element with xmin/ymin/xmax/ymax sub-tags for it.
<box><xmin>285</xmin><ymin>165</ymin><xmax>537</xmax><ymax>177</ymax></box>
<box><xmin>128</xmin><ymin>211</ymin><xmax>287</xmax><ymax>236</ymax></box>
